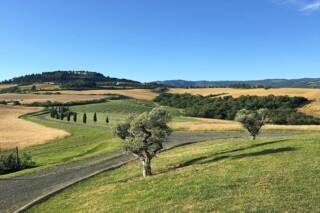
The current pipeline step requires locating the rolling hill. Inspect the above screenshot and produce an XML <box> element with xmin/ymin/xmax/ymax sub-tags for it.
<box><xmin>2</xmin><ymin>71</ymin><xmax>140</xmax><ymax>85</ymax></box>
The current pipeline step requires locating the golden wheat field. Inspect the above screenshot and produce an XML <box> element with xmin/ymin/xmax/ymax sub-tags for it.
<box><xmin>0</xmin><ymin>84</ymin><xmax>16</xmax><ymax>89</ymax></box>
<box><xmin>170</xmin><ymin>88</ymin><xmax>320</xmax><ymax>117</ymax></box>
<box><xmin>19</xmin><ymin>83</ymin><xmax>60</xmax><ymax>91</ymax></box>
<box><xmin>170</xmin><ymin>117</ymin><xmax>320</xmax><ymax>132</ymax></box>
<box><xmin>0</xmin><ymin>93</ymin><xmax>106</xmax><ymax>104</ymax></box>
<box><xmin>55</xmin><ymin>89</ymin><xmax>158</xmax><ymax>101</ymax></box>
<box><xmin>0</xmin><ymin>106</ymin><xmax>69</xmax><ymax>150</ymax></box>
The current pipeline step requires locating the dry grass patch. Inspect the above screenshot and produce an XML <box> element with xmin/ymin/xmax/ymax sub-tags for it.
<box><xmin>55</xmin><ymin>89</ymin><xmax>158</xmax><ymax>101</ymax></box>
<box><xmin>300</xmin><ymin>101</ymin><xmax>320</xmax><ymax>117</ymax></box>
<box><xmin>0</xmin><ymin>93</ymin><xmax>106</xmax><ymax>104</ymax></box>
<box><xmin>0</xmin><ymin>84</ymin><xmax>16</xmax><ymax>89</ymax></box>
<box><xmin>20</xmin><ymin>83</ymin><xmax>60</xmax><ymax>91</ymax></box>
<box><xmin>170</xmin><ymin>88</ymin><xmax>320</xmax><ymax>117</ymax></box>
<box><xmin>170</xmin><ymin>117</ymin><xmax>320</xmax><ymax>132</ymax></box>
<box><xmin>0</xmin><ymin>105</ymin><xmax>69</xmax><ymax>150</ymax></box>
<box><xmin>170</xmin><ymin>118</ymin><xmax>242</xmax><ymax>131</ymax></box>
<box><xmin>169</xmin><ymin>88</ymin><xmax>320</xmax><ymax>99</ymax></box>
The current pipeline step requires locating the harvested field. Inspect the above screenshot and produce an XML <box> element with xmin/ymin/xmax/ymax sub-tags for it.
<box><xmin>0</xmin><ymin>93</ymin><xmax>106</xmax><ymax>104</ymax></box>
<box><xmin>0</xmin><ymin>84</ymin><xmax>16</xmax><ymax>89</ymax></box>
<box><xmin>53</xmin><ymin>89</ymin><xmax>158</xmax><ymax>101</ymax></box>
<box><xmin>170</xmin><ymin>117</ymin><xmax>320</xmax><ymax>131</ymax></box>
<box><xmin>0</xmin><ymin>106</ymin><xmax>69</xmax><ymax>150</ymax></box>
<box><xmin>20</xmin><ymin>83</ymin><xmax>60</xmax><ymax>91</ymax></box>
<box><xmin>170</xmin><ymin>88</ymin><xmax>320</xmax><ymax>117</ymax></box>
<box><xmin>169</xmin><ymin>88</ymin><xmax>320</xmax><ymax>99</ymax></box>
<box><xmin>300</xmin><ymin>101</ymin><xmax>320</xmax><ymax>117</ymax></box>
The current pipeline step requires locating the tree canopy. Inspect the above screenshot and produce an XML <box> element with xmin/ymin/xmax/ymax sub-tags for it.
<box><xmin>235</xmin><ymin>108</ymin><xmax>269</xmax><ymax>140</ymax></box>
<box><xmin>114</xmin><ymin>107</ymin><xmax>172</xmax><ymax>177</ymax></box>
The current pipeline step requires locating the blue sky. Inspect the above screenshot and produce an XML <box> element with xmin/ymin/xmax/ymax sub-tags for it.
<box><xmin>0</xmin><ymin>0</ymin><xmax>320</xmax><ymax>82</ymax></box>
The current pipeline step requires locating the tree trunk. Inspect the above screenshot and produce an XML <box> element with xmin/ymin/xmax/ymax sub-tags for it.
<box><xmin>142</xmin><ymin>157</ymin><xmax>152</xmax><ymax>177</ymax></box>
<box><xmin>252</xmin><ymin>135</ymin><xmax>256</xmax><ymax>140</ymax></box>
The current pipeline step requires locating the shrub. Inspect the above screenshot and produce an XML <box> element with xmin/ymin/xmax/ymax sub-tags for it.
<box><xmin>0</xmin><ymin>148</ymin><xmax>36</xmax><ymax>174</ymax></box>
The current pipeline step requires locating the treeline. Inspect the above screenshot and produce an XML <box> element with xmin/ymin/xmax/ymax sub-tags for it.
<box><xmin>154</xmin><ymin>93</ymin><xmax>320</xmax><ymax>125</ymax></box>
<box><xmin>175</xmin><ymin>84</ymin><xmax>271</xmax><ymax>89</ymax></box>
<box><xmin>49</xmin><ymin>106</ymin><xmax>109</xmax><ymax>124</ymax></box>
<box><xmin>60</xmin><ymin>81</ymin><xmax>98</xmax><ymax>89</ymax></box>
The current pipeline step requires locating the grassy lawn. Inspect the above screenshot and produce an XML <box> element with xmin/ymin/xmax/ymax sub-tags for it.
<box><xmin>28</xmin><ymin>132</ymin><xmax>320</xmax><ymax>212</ymax></box>
<box><xmin>49</xmin><ymin>99</ymin><xmax>186</xmax><ymax>128</ymax></box>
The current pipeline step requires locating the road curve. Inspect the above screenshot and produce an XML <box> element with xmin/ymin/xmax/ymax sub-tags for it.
<box><xmin>0</xmin><ymin>131</ymin><xmax>296</xmax><ymax>213</ymax></box>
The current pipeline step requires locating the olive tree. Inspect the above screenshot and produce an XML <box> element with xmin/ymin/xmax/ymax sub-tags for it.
<box><xmin>114</xmin><ymin>108</ymin><xmax>171</xmax><ymax>177</ymax></box>
<box><xmin>235</xmin><ymin>108</ymin><xmax>269</xmax><ymax>140</ymax></box>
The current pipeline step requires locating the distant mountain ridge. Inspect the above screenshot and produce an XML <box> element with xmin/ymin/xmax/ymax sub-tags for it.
<box><xmin>3</xmin><ymin>71</ymin><xmax>139</xmax><ymax>84</ymax></box>
<box><xmin>156</xmin><ymin>78</ymin><xmax>320</xmax><ymax>88</ymax></box>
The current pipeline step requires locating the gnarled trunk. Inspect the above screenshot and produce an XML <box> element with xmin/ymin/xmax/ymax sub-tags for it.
<box><xmin>142</xmin><ymin>157</ymin><xmax>152</xmax><ymax>177</ymax></box>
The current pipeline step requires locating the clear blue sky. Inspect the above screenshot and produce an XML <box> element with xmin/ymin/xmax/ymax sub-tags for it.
<box><xmin>1</xmin><ymin>0</ymin><xmax>320</xmax><ymax>82</ymax></box>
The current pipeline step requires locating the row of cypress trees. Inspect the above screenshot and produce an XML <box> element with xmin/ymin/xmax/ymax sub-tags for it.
<box><xmin>81</xmin><ymin>112</ymin><xmax>109</xmax><ymax>124</ymax></box>
<box><xmin>50</xmin><ymin>108</ymin><xmax>109</xmax><ymax>124</ymax></box>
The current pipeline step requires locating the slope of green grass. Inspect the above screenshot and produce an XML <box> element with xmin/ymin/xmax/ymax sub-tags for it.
<box><xmin>29</xmin><ymin>132</ymin><xmax>320</xmax><ymax>212</ymax></box>
<box><xmin>59</xmin><ymin>99</ymin><xmax>186</xmax><ymax>128</ymax></box>
<box><xmin>70</xmin><ymin>99</ymin><xmax>156</xmax><ymax>114</ymax></box>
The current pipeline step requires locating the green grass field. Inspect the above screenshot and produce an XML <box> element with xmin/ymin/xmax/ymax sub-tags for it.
<box><xmin>28</xmin><ymin>132</ymin><xmax>320</xmax><ymax>212</ymax></box>
<box><xmin>49</xmin><ymin>99</ymin><xmax>186</xmax><ymax>128</ymax></box>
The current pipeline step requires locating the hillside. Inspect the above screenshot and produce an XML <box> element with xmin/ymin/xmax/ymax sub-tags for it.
<box><xmin>2</xmin><ymin>71</ymin><xmax>140</xmax><ymax>85</ymax></box>
<box><xmin>157</xmin><ymin>78</ymin><xmax>320</xmax><ymax>88</ymax></box>
<box><xmin>28</xmin><ymin>132</ymin><xmax>320</xmax><ymax>212</ymax></box>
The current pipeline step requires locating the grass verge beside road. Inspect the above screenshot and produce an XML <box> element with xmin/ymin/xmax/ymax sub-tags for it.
<box><xmin>0</xmin><ymin>116</ymin><xmax>121</xmax><ymax>178</ymax></box>
<box><xmin>29</xmin><ymin>132</ymin><xmax>320</xmax><ymax>212</ymax></box>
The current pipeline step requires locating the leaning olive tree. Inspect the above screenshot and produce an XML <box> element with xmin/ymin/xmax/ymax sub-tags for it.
<box><xmin>114</xmin><ymin>107</ymin><xmax>171</xmax><ymax>177</ymax></box>
<box><xmin>235</xmin><ymin>108</ymin><xmax>269</xmax><ymax>140</ymax></box>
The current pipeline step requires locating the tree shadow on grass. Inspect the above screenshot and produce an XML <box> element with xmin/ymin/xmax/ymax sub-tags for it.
<box><xmin>232</xmin><ymin>147</ymin><xmax>297</xmax><ymax>159</ymax></box>
<box><xmin>160</xmin><ymin>146</ymin><xmax>297</xmax><ymax>174</ymax></box>
<box><xmin>215</xmin><ymin>139</ymin><xmax>288</xmax><ymax>155</ymax></box>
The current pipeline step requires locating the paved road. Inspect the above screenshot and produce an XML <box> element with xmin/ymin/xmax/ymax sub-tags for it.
<box><xmin>0</xmin><ymin>130</ymin><xmax>297</xmax><ymax>213</ymax></box>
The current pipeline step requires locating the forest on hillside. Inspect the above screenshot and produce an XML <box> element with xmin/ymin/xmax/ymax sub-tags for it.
<box><xmin>2</xmin><ymin>71</ymin><xmax>139</xmax><ymax>84</ymax></box>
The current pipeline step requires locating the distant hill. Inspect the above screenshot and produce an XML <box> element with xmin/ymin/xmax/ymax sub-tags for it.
<box><xmin>156</xmin><ymin>78</ymin><xmax>320</xmax><ymax>88</ymax></box>
<box><xmin>2</xmin><ymin>71</ymin><xmax>140</xmax><ymax>85</ymax></box>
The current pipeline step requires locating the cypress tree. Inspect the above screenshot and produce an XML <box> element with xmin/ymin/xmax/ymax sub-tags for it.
<box><xmin>93</xmin><ymin>112</ymin><xmax>97</xmax><ymax>123</ymax></box>
<box><xmin>55</xmin><ymin>112</ymin><xmax>59</xmax><ymax>120</ymax></box>
<box><xmin>60</xmin><ymin>112</ymin><xmax>64</xmax><ymax>120</ymax></box>
<box><xmin>67</xmin><ymin>112</ymin><xmax>71</xmax><ymax>121</ymax></box>
<box><xmin>74</xmin><ymin>113</ymin><xmax>77</xmax><ymax>122</ymax></box>
<box><xmin>50</xmin><ymin>109</ymin><xmax>55</xmax><ymax>118</ymax></box>
<box><xmin>106</xmin><ymin>116</ymin><xmax>109</xmax><ymax>124</ymax></box>
<box><xmin>83</xmin><ymin>113</ymin><xmax>87</xmax><ymax>124</ymax></box>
